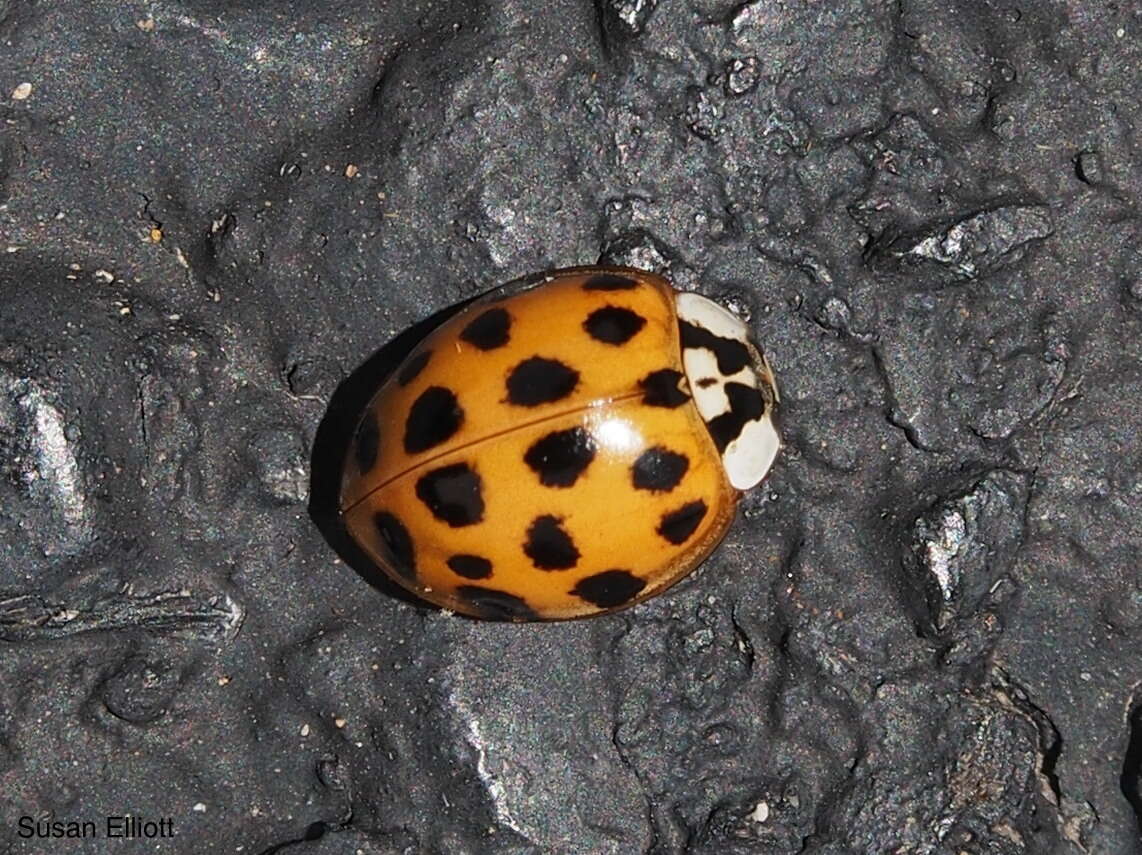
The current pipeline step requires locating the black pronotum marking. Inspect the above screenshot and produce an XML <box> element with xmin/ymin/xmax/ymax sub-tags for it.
<box><xmin>523</xmin><ymin>515</ymin><xmax>580</xmax><ymax>570</ymax></box>
<box><xmin>415</xmin><ymin>463</ymin><xmax>485</xmax><ymax>527</ymax></box>
<box><xmin>460</xmin><ymin>307</ymin><xmax>511</xmax><ymax>351</ymax></box>
<box><xmin>696</xmin><ymin>377</ymin><xmax>718</xmax><ymax>388</ymax></box>
<box><xmin>373</xmin><ymin>511</ymin><xmax>416</xmax><ymax>581</ymax></box>
<box><xmin>631</xmin><ymin>446</ymin><xmax>690</xmax><ymax>492</ymax></box>
<box><xmin>583</xmin><ymin>306</ymin><xmax>647</xmax><ymax>345</ymax></box>
<box><xmin>397</xmin><ymin>350</ymin><xmax>432</xmax><ymax>386</ymax></box>
<box><xmin>354</xmin><ymin>415</ymin><xmax>379</xmax><ymax>473</ymax></box>
<box><xmin>454</xmin><ymin>585</ymin><xmax>538</xmax><ymax>620</ymax></box>
<box><xmin>524</xmin><ymin>427</ymin><xmax>597</xmax><ymax>487</ymax></box>
<box><xmin>403</xmin><ymin>386</ymin><xmax>464</xmax><ymax>454</ymax></box>
<box><xmin>582</xmin><ymin>273</ymin><xmax>639</xmax><ymax>291</ymax></box>
<box><xmin>705</xmin><ymin>383</ymin><xmax>766</xmax><ymax>452</ymax></box>
<box><xmin>571</xmin><ymin>570</ymin><xmax>647</xmax><ymax>609</ymax></box>
<box><xmin>446</xmin><ymin>554</ymin><xmax>493</xmax><ymax>579</ymax></box>
<box><xmin>639</xmin><ymin>368</ymin><xmax>690</xmax><ymax>408</ymax></box>
<box><xmin>657</xmin><ymin>500</ymin><xmax>708</xmax><ymax>545</ymax></box>
<box><xmin>506</xmin><ymin>357</ymin><xmax>580</xmax><ymax>406</ymax></box>
<box><xmin>680</xmin><ymin>320</ymin><xmax>751</xmax><ymax>375</ymax></box>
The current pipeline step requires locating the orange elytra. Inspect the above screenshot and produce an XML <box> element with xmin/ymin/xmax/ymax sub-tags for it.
<box><xmin>339</xmin><ymin>266</ymin><xmax>780</xmax><ymax>620</ymax></box>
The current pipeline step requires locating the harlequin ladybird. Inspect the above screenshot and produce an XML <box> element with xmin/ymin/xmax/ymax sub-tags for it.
<box><xmin>339</xmin><ymin>266</ymin><xmax>779</xmax><ymax>620</ymax></box>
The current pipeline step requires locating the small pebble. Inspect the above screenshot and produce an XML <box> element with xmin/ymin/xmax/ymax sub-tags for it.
<box><xmin>725</xmin><ymin>57</ymin><xmax>760</xmax><ymax>96</ymax></box>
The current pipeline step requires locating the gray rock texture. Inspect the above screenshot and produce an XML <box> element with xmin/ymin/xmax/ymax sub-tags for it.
<box><xmin>1</xmin><ymin>0</ymin><xmax>1140</xmax><ymax>852</ymax></box>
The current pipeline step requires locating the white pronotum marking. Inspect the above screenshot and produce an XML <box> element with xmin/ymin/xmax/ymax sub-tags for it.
<box><xmin>724</xmin><ymin>410</ymin><xmax>780</xmax><ymax>491</ymax></box>
<box><xmin>681</xmin><ymin>347</ymin><xmax>758</xmax><ymax>417</ymax></box>
<box><xmin>676</xmin><ymin>291</ymin><xmax>779</xmax><ymax>491</ymax></box>
<box><xmin>676</xmin><ymin>291</ymin><xmax>750</xmax><ymax>340</ymax></box>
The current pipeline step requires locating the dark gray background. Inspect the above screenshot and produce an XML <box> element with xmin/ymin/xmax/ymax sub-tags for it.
<box><xmin>1</xmin><ymin>0</ymin><xmax>1140</xmax><ymax>852</ymax></box>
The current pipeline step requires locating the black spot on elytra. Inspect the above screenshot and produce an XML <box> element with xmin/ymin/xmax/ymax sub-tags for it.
<box><xmin>639</xmin><ymin>369</ymin><xmax>689</xmax><ymax>408</ymax></box>
<box><xmin>506</xmin><ymin>357</ymin><xmax>579</xmax><ymax>407</ymax></box>
<box><xmin>446</xmin><ymin>554</ymin><xmax>493</xmax><ymax>580</ymax></box>
<box><xmin>583</xmin><ymin>273</ymin><xmax>639</xmax><ymax>291</ymax></box>
<box><xmin>454</xmin><ymin>586</ymin><xmax>538</xmax><ymax>621</ymax></box>
<box><xmin>373</xmin><ymin>511</ymin><xmax>416</xmax><ymax>581</ymax></box>
<box><xmin>524</xmin><ymin>428</ymin><xmax>597</xmax><ymax>487</ymax></box>
<box><xmin>631</xmin><ymin>446</ymin><xmax>690</xmax><ymax>492</ymax></box>
<box><xmin>584</xmin><ymin>306</ymin><xmax>647</xmax><ymax>345</ymax></box>
<box><xmin>524</xmin><ymin>515</ymin><xmax>580</xmax><ymax>570</ymax></box>
<box><xmin>571</xmin><ymin>570</ymin><xmax>647</xmax><ymax>608</ymax></box>
<box><xmin>705</xmin><ymin>383</ymin><xmax>766</xmax><ymax>452</ymax></box>
<box><xmin>657</xmin><ymin>500</ymin><xmax>708</xmax><ymax>545</ymax></box>
<box><xmin>415</xmin><ymin>463</ymin><xmax>485</xmax><ymax>527</ymax></box>
<box><xmin>397</xmin><ymin>350</ymin><xmax>432</xmax><ymax>386</ymax></box>
<box><xmin>680</xmin><ymin>320</ymin><xmax>751</xmax><ymax>375</ymax></box>
<box><xmin>354</xmin><ymin>415</ymin><xmax>379</xmax><ymax>473</ymax></box>
<box><xmin>460</xmin><ymin>307</ymin><xmax>511</xmax><ymax>351</ymax></box>
<box><xmin>404</xmin><ymin>386</ymin><xmax>463</xmax><ymax>454</ymax></box>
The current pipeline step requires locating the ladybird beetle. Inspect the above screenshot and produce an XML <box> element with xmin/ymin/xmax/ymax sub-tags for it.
<box><xmin>339</xmin><ymin>266</ymin><xmax>780</xmax><ymax>620</ymax></box>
